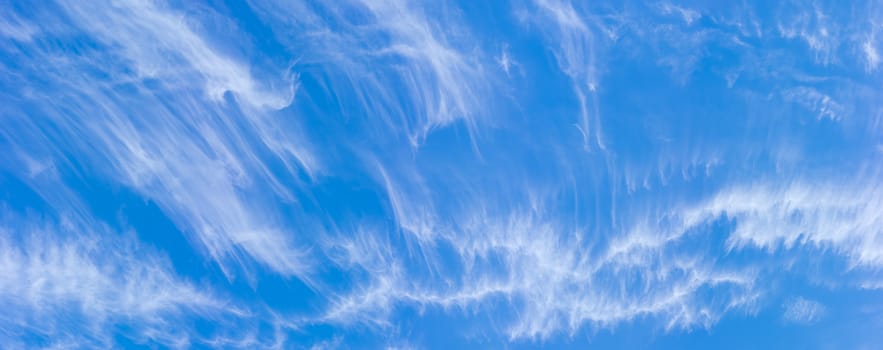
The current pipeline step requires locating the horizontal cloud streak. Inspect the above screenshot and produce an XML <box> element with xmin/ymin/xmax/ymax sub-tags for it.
<box><xmin>0</xmin><ymin>211</ymin><xmax>259</xmax><ymax>348</ymax></box>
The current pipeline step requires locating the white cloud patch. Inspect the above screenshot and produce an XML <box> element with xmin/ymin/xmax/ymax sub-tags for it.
<box><xmin>864</xmin><ymin>39</ymin><xmax>880</xmax><ymax>71</ymax></box>
<box><xmin>497</xmin><ymin>45</ymin><xmax>516</xmax><ymax>75</ymax></box>
<box><xmin>783</xmin><ymin>297</ymin><xmax>826</xmax><ymax>324</ymax></box>
<box><xmin>0</xmin><ymin>212</ymin><xmax>255</xmax><ymax>348</ymax></box>
<box><xmin>0</xmin><ymin>12</ymin><xmax>38</xmax><ymax>42</ymax></box>
<box><xmin>659</xmin><ymin>3</ymin><xmax>701</xmax><ymax>25</ymax></box>
<box><xmin>781</xmin><ymin>86</ymin><xmax>844</xmax><ymax>120</ymax></box>
<box><xmin>357</xmin><ymin>0</ymin><xmax>488</xmax><ymax>136</ymax></box>
<box><xmin>248</xmin><ymin>0</ymin><xmax>494</xmax><ymax>146</ymax></box>
<box><xmin>777</xmin><ymin>6</ymin><xmax>840</xmax><ymax>65</ymax></box>
<box><xmin>58</xmin><ymin>0</ymin><xmax>294</xmax><ymax>110</ymax></box>
<box><xmin>684</xmin><ymin>179</ymin><xmax>883</xmax><ymax>267</ymax></box>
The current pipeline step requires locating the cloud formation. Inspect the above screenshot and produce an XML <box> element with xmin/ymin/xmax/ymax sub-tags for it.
<box><xmin>0</xmin><ymin>210</ymin><xmax>261</xmax><ymax>348</ymax></box>
<box><xmin>783</xmin><ymin>297</ymin><xmax>826</xmax><ymax>325</ymax></box>
<box><xmin>2</xmin><ymin>0</ymin><xmax>883</xmax><ymax>348</ymax></box>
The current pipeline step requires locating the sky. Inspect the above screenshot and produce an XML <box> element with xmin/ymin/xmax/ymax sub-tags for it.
<box><xmin>1</xmin><ymin>0</ymin><xmax>883</xmax><ymax>349</ymax></box>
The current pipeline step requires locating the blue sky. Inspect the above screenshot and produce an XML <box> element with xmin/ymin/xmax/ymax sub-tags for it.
<box><xmin>1</xmin><ymin>0</ymin><xmax>883</xmax><ymax>348</ymax></box>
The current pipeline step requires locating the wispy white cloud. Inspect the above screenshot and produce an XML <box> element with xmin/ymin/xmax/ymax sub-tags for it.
<box><xmin>863</xmin><ymin>39</ymin><xmax>880</xmax><ymax>71</ymax></box>
<box><xmin>4</xmin><ymin>0</ymin><xmax>883</xmax><ymax>347</ymax></box>
<box><xmin>316</xmin><ymin>159</ymin><xmax>883</xmax><ymax>339</ymax></box>
<box><xmin>356</xmin><ymin>0</ymin><xmax>488</xmax><ymax>138</ymax></box>
<box><xmin>497</xmin><ymin>44</ymin><xmax>516</xmax><ymax>75</ymax></box>
<box><xmin>776</xmin><ymin>5</ymin><xmax>841</xmax><ymax>65</ymax></box>
<box><xmin>1</xmin><ymin>1</ymin><xmax>317</xmax><ymax>280</ymax></box>
<box><xmin>318</xmin><ymin>195</ymin><xmax>759</xmax><ymax>340</ymax></box>
<box><xmin>684</xmin><ymin>178</ymin><xmax>883</xmax><ymax>267</ymax></box>
<box><xmin>860</xmin><ymin>15</ymin><xmax>883</xmax><ymax>72</ymax></box>
<box><xmin>783</xmin><ymin>297</ymin><xmax>826</xmax><ymax>324</ymax></box>
<box><xmin>0</xmin><ymin>211</ymin><xmax>254</xmax><ymax>348</ymax></box>
<box><xmin>658</xmin><ymin>2</ymin><xmax>701</xmax><ymax>25</ymax></box>
<box><xmin>249</xmin><ymin>0</ymin><xmax>495</xmax><ymax>146</ymax></box>
<box><xmin>527</xmin><ymin>0</ymin><xmax>606</xmax><ymax>150</ymax></box>
<box><xmin>0</xmin><ymin>12</ymin><xmax>37</xmax><ymax>42</ymax></box>
<box><xmin>58</xmin><ymin>0</ymin><xmax>295</xmax><ymax>110</ymax></box>
<box><xmin>781</xmin><ymin>86</ymin><xmax>844</xmax><ymax>120</ymax></box>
